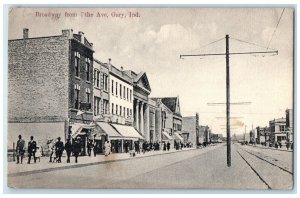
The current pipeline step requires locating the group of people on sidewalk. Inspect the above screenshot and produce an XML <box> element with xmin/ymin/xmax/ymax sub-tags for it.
<box><xmin>15</xmin><ymin>135</ymin><xmax>42</xmax><ymax>164</ymax></box>
<box><xmin>15</xmin><ymin>135</ymin><xmax>83</xmax><ymax>164</ymax></box>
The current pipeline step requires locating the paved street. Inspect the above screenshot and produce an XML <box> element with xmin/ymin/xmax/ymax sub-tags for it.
<box><xmin>7</xmin><ymin>143</ymin><xmax>293</xmax><ymax>189</ymax></box>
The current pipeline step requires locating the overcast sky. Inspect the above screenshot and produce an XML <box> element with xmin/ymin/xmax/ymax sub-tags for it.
<box><xmin>9</xmin><ymin>8</ymin><xmax>294</xmax><ymax>136</ymax></box>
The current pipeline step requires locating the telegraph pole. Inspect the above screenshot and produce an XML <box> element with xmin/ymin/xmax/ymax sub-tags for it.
<box><xmin>226</xmin><ymin>35</ymin><xmax>231</xmax><ymax>167</ymax></box>
<box><xmin>180</xmin><ymin>35</ymin><xmax>278</xmax><ymax>167</ymax></box>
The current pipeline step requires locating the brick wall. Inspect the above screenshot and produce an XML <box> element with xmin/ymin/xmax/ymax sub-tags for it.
<box><xmin>8</xmin><ymin>36</ymin><xmax>70</xmax><ymax>122</ymax></box>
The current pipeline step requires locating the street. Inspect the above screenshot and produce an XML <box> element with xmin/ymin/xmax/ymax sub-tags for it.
<box><xmin>7</xmin><ymin>144</ymin><xmax>293</xmax><ymax>189</ymax></box>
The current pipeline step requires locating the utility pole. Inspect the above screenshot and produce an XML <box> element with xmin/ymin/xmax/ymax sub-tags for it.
<box><xmin>180</xmin><ymin>35</ymin><xmax>277</xmax><ymax>167</ymax></box>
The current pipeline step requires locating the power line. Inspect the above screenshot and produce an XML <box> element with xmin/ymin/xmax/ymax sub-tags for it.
<box><xmin>267</xmin><ymin>8</ymin><xmax>285</xmax><ymax>50</ymax></box>
<box><xmin>230</xmin><ymin>37</ymin><xmax>276</xmax><ymax>51</ymax></box>
<box><xmin>180</xmin><ymin>37</ymin><xmax>224</xmax><ymax>59</ymax></box>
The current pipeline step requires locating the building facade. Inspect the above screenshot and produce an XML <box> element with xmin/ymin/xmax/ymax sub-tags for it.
<box><xmin>181</xmin><ymin>113</ymin><xmax>199</xmax><ymax>147</ymax></box>
<box><xmin>8</xmin><ymin>29</ymin><xmax>94</xmax><ymax>151</ymax></box>
<box><xmin>125</xmin><ymin>71</ymin><xmax>152</xmax><ymax>141</ymax></box>
<box><xmin>286</xmin><ymin>108</ymin><xmax>293</xmax><ymax>143</ymax></box>
<box><xmin>269</xmin><ymin>118</ymin><xmax>287</xmax><ymax>145</ymax></box>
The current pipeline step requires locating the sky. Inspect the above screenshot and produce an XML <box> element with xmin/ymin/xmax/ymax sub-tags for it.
<box><xmin>8</xmin><ymin>7</ymin><xmax>294</xmax><ymax>136</ymax></box>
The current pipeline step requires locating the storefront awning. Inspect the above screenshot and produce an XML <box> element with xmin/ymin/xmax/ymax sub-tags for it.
<box><xmin>95</xmin><ymin>122</ymin><xmax>122</xmax><ymax>139</ymax></box>
<box><xmin>162</xmin><ymin>131</ymin><xmax>173</xmax><ymax>140</ymax></box>
<box><xmin>71</xmin><ymin>123</ymin><xmax>95</xmax><ymax>138</ymax></box>
<box><xmin>111</xmin><ymin>124</ymin><xmax>144</xmax><ymax>140</ymax></box>
<box><xmin>174</xmin><ymin>132</ymin><xmax>184</xmax><ymax>142</ymax></box>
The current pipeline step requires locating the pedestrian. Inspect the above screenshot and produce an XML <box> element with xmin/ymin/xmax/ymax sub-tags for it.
<box><xmin>167</xmin><ymin>142</ymin><xmax>170</xmax><ymax>151</ymax></box>
<box><xmin>16</xmin><ymin>135</ymin><xmax>25</xmax><ymax>164</ymax></box>
<box><xmin>93</xmin><ymin>141</ymin><xmax>97</xmax><ymax>157</ymax></box>
<box><xmin>142</xmin><ymin>141</ymin><xmax>147</xmax><ymax>154</ymax></box>
<box><xmin>163</xmin><ymin>142</ymin><xmax>166</xmax><ymax>151</ymax></box>
<box><xmin>48</xmin><ymin>139</ymin><xmax>56</xmax><ymax>163</ymax></box>
<box><xmin>104</xmin><ymin>140</ymin><xmax>110</xmax><ymax>156</ymax></box>
<box><xmin>87</xmin><ymin>139</ymin><xmax>94</xmax><ymax>157</ymax></box>
<box><xmin>65</xmin><ymin>138</ymin><xmax>72</xmax><ymax>163</ymax></box>
<box><xmin>27</xmin><ymin>136</ymin><xmax>37</xmax><ymax>164</ymax></box>
<box><xmin>279</xmin><ymin>141</ymin><xmax>282</xmax><ymax>148</ymax></box>
<box><xmin>55</xmin><ymin>137</ymin><xmax>64</xmax><ymax>163</ymax></box>
<box><xmin>73</xmin><ymin>138</ymin><xmax>81</xmax><ymax>163</ymax></box>
<box><xmin>35</xmin><ymin>145</ymin><xmax>42</xmax><ymax>162</ymax></box>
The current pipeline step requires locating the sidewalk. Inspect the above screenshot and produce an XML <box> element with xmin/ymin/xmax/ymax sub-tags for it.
<box><xmin>246</xmin><ymin>144</ymin><xmax>293</xmax><ymax>152</ymax></box>
<box><xmin>8</xmin><ymin>147</ymin><xmax>200</xmax><ymax>176</ymax></box>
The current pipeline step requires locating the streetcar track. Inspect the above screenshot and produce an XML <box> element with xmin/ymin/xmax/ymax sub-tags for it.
<box><xmin>239</xmin><ymin>147</ymin><xmax>293</xmax><ymax>175</ymax></box>
<box><xmin>237</xmin><ymin>149</ymin><xmax>272</xmax><ymax>190</ymax></box>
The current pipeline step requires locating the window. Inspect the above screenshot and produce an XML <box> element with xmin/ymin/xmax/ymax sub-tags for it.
<box><xmin>127</xmin><ymin>108</ymin><xmax>129</xmax><ymax>117</ymax></box>
<box><xmin>94</xmin><ymin>97</ymin><xmax>100</xmax><ymax>116</ymax></box>
<box><xmin>103</xmin><ymin>99</ymin><xmax>108</xmax><ymax>114</ymax></box>
<box><xmin>116</xmin><ymin>105</ymin><xmax>118</xmax><ymax>115</ymax></box>
<box><xmin>116</xmin><ymin>82</ymin><xmax>118</xmax><ymax>96</ymax></box>
<box><xmin>123</xmin><ymin>86</ymin><xmax>126</xmax><ymax>99</ymax></box>
<box><xmin>111</xmin><ymin>80</ymin><xmax>114</xmax><ymax>94</ymax></box>
<box><xmin>93</xmin><ymin>69</ymin><xmax>97</xmax><ymax>85</ymax></box>
<box><xmin>279</xmin><ymin>125</ymin><xmax>285</xmax><ymax>132</ymax></box>
<box><xmin>130</xmin><ymin>109</ymin><xmax>132</xmax><ymax>116</ymax></box>
<box><xmin>123</xmin><ymin>107</ymin><xmax>125</xmax><ymax>117</ymax></box>
<box><xmin>112</xmin><ymin>103</ymin><xmax>114</xmax><ymax>114</ymax></box>
<box><xmin>130</xmin><ymin>90</ymin><xmax>132</xmax><ymax>102</ymax></box>
<box><xmin>86</xmin><ymin>93</ymin><xmax>90</xmax><ymax>103</ymax></box>
<box><xmin>96</xmin><ymin>71</ymin><xmax>100</xmax><ymax>87</ymax></box>
<box><xmin>127</xmin><ymin>88</ymin><xmax>129</xmax><ymax>100</ymax></box>
<box><xmin>103</xmin><ymin>74</ymin><xmax>108</xmax><ymax>91</ymax></box>
<box><xmin>85</xmin><ymin>58</ymin><xmax>91</xmax><ymax>81</ymax></box>
<box><xmin>120</xmin><ymin>106</ymin><xmax>122</xmax><ymax>116</ymax></box>
<box><xmin>120</xmin><ymin>84</ymin><xmax>122</xmax><ymax>98</ymax></box>
<box><xmin>74</xmin><ymin>89</ymin><xmax>80</xmax><ymax>109</ymax></box>
<box><xmin>74</xmin><ymin>52</ymin><xmax>80</xmax><ymax>77</ymax></box>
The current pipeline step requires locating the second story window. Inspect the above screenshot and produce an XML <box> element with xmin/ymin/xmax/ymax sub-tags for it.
<box><xmin>111</xmin><ymin>80</ymin><xmax>114</xmax><ymax>94</ymax></box>
<box><xmin>74</xmin><ymin>84</ymin><xmax>80</xmax><ymax>109</ymax></box>
<box><xmin>74</xmin><ymin>52</ymin><xmax>80</xmax><ymax>77</ymax></box>
<box><xmin>112</xmin><ymin>103</ymin><xmax>114</xmax><ymax>114</ymax></box>
<box><xmin>116</xmin><ymin>105</ymin><xmax>118</xmax><ymax>115</ymax></box>
<box><xmin>120</xmin><ymin>106</ymin><xmax>122</xmax><ymax>116</ymax></box>
<box><xmin>86</xmin><ymin>88</ymin><xmax>91</xmax><ymax>103</ymax></box>
<box><xmin>127</xmin><ymin>88</ymin><xmax>129</xmax><ymax>100</ymax></box>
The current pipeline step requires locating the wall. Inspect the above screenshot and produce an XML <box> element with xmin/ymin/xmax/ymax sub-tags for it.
<box><xmin>8</xmin><ymin>36</ymin><xmax>69</xmax><ymax>122</ymax></box>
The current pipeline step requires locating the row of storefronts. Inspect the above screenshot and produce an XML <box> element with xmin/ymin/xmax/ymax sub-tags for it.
<box><xmin>8</xmin><ymin>29</ymin><xmax>199</xmax><ymax>154</ymax></box>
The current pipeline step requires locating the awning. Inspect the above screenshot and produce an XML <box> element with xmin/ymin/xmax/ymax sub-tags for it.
<box><xmin>95</xmin><ymin>122</ymin><xmax>122</xmax><ymax>139</ymax></box>
<box><xmin>70</xmin><ymin>123</ymin><xmax>85</xmax><ymax>138</ymax></box>
<box><xmin>174</xmin><ymin>132</ymin><xmax>184</xmax><ymax>142</ymax></box>
<box><xmin>111</xmin><ymin>124</ymin><xmax>144</xmax><ymax>140</ymax></box>
<box><xmin>162</xmin><ymin>131</ymin><xmax>173</xmax><ymax>140</ymax></box>
<box><xmin>71</xmin><ymin>123</ymin><xmax>95</xmax><ymax>138</ymax></box>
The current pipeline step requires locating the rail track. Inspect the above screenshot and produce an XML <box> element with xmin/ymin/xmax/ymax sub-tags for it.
<box><xmin>236</xmin><ymin>145</ymin><xmax>293</xmax><ymax>190</ymax></box>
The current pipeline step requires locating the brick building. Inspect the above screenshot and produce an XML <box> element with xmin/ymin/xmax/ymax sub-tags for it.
<box><xmin>8</xmin><ymin>28</ymin><xmax>94</xmax><ymax>151</ymax></box>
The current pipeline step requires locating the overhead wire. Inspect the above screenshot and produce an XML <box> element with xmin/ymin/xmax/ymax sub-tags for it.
<box><xmin>266</xmin><ymin>8</ymin><xmax>285</xmax><ymax>50</ymax></box>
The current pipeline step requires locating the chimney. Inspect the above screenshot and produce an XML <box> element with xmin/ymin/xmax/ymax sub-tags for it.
<box><xmin>121</xmin><ymin>66</ymin><xmax>123</xmax><ymax>71</ymax></box>
<box><xmin>78</xmin><ymin>31</ymin><xmax>84</xmax><ymax>43</ymax></box>
<box><xmin>23</xmin><ymin>28</ymin><xmax>29</xmax><ymax>39</ymax></box>
<box><xmin>108</xmin><ymin>58</ymin><xmax>111</xmax><ymax>65</ymax></box>
<box><xmin>62</xmin><ymin>29</ymin><xmax>73</xmax><ymax>38</ymax></box>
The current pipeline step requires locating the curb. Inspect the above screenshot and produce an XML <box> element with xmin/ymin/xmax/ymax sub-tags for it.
<box><xmin>247</xmin><ymin>145</ymin><xmax>293</xmax><ymax>152</ymax></box>
<box><xmin>8</xmin><ymin>147</ymin><xmax>201</xmax><ymax>177</ymax></box>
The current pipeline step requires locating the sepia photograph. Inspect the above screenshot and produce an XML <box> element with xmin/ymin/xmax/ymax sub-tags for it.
<box><xmin>6</xmin><ymin>6</ymin><xmax>294</xmax><ymax>190</ymax></box>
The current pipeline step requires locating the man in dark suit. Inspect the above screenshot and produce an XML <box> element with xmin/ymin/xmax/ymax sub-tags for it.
<box><xmin>16</xmin><ymin>135</ymin><xmax>25</xmax><ymax>164</ymax></box>
<box><xmin>64</xmin><ymin>138</ymin><xmax>72</xmax><ymax>163</ymax></box>
<box><xmin>73</xmin><ymin>138</ymin><xmax>81</xmax><ymax>163</ymax></box>
<box><xmin>55</xmin><ymin>137</ymin><xmax>64</xmax><ymax>163</ymax></box>
<box><xmin>27</xmin><ymin>136</ymin><xmax>37</xmax><ymax>164</ymax></box>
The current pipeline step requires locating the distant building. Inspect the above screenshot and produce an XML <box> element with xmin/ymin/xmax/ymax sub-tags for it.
<box><xmin>151</xmin><ymin>96</ymin><xmax>183</xmax><ymax>147</ymax></box>
<box><xmin>269</xmin><ymin>117</ymin><xmax>287</xmax><ymax>144</ymax></box>
<box><xmin>181</xmin><ymin>113</ymin><xmax>200</xmax><ymax>147</ymax></box>
<box><xmin>256</xmin><ymin>126</ymin><xmax>270</xmax><ymax>144</ymax></box>
<box><xmin>286</xmin><ymin>108</ymin><xmax>293</xmax><ymax>143</ymax></box>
